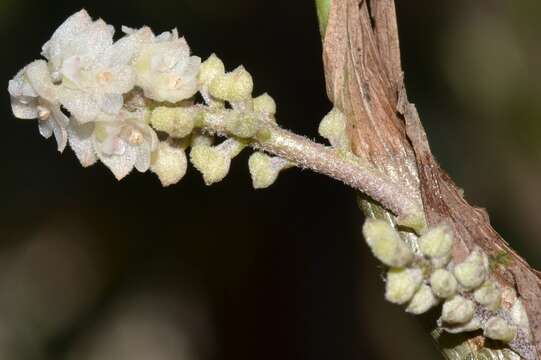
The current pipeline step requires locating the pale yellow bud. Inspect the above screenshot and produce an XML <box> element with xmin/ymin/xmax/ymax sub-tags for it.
<box><xmin>190</xmin><ymin>138</ymin><xmax>245</xmax><ymax>185</ymax></box>
<box><xmin>198</xmin><ymin>53</ymin><xmax>225</xmax><ymax>85</ymax></box>
<box><xmin>484</xmin><ymin>317</ymin><xmax>517</xmax><ymax>343</ymax></box>
<box><xmin>208</xmin><ymin>66</ymin><xmax>253</xmax><ymax>102</ymax></box>
<box><xmin>190</xmin><ymin>145</ymin><xmax>230</xmax><ymax>186</ymax></box>
<box><xmin>419</xmin><ymin>223</ymin><xmax>454</xmax><ymax>259</ymax></box>
<box><xmin>253</xmin><ymin>93</ymin><xmax>276</xmax><ymax>115</ymax></box>
<box><xmin>362</xmin><ymin>219</ymin><xmax>413</xmax><ymax>268</ymax></box>
<box><xmin>474</xmin><ymin>280</ymin><xmax>501</xmax><ymax>311</ymax></box>
<box><xmin>453</xmin><ymin>249</ymin><xmax>489</xmax><ymax>290</ymax></box>
<box><xmin>150</xmin><ymin>141</ymin><xmax>187</xmax><ymax>186</ymax></box>
<box><xmin>406</xmin><ymin>284</ymin><xmax>439</xmax><ymax>315</ymax></box>
<box><xmin>318</xmin><ymin>107</ymin><xmax>350</xmax><ymax>150</ymax></box>
<box><xmin>150</xmin><ymin>106</ymin><xmax>196</xmax><ymax>138</ymax></box>
<box><xmin>441</xmin><ymin>296</ymin><xmax>475</xmax><ymax>324</ymax></box>
<box><xmin>225</xmin><ymin>111</ymin><xmax>259</xmax><ymax>138</ymax></box>
<box><xmin>248</xmin><ymin>152</ymin><xmax>292</xmax><ymax>189</ymax></box>
<box><xmin>430</xmin><ymin>269</ymin><xmax>458</xmax><ymax>299</ymax></box>
<box><xmin>385</xmin><ymin>268</ymin><xmax>423</xmax><ymax>305</ymax></box>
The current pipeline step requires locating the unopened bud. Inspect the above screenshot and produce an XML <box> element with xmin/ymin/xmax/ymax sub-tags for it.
<box><xmin>453</xmin><ymin>249</ymin><xmax>488</xmax><ymax>290</ymax></box>
<box><xmin>406</xmin><ymin>284</ymin><xmax>439</xmax><ymax>315</ymax></box>
<box><xmin>318</xmin><ymin>107</ymin><xmax>350</xmax><ymax>150</ymax></box>
<box><xmin>484</xmin><ymin>316</ymin><xmax>517</xmax><ymax>343</ymax></box>
<box><xmin>419</xmin><ymin>223</ymin><xmax>454</xmax><ymax>259</ymax></box>
<box><xmin>362</xmin><ymin>219</ymin><xmax>413</xmax><ymax>268</ymax></box>
<box><xmin>253</xmin><ymin>93</ymin><xmax>276</xmax><ymax>115</ymax></box>
<box><xmin>150</xmin><ymin>141</ymin><xmax>187</xmax><ymax>186</ymax></box>
<box><xmin>474</xmin><ymin>280</ymin><xmax>501</xmax><ymax>311</ymax></box>
<box><xmin>198</xmin><ymin>53</ymin><xmax>225</xmax><ymax>85</ymax></box>
<box><xmin>385</xmin><ymin>268</ymin><xmax>423</xmax><ymax>305</ymax></box>
<box><xmin>441</xmin><ymin>296</ymin><xmax>475</xmax><ymax>324</ymax></box>
<box><xmin>209</xmin><ymin>66</ymin><xmax>253</xmax><ymax>102</ymax></box>
<box><xmin>248</xmin><ymin>152</ymin><xmax>292</xmax><ymax>189</ymax></box>
<box><xmin>430</xmin><ymin>269</ymin><xmax>458</xmax><ymax>299</ymax></box>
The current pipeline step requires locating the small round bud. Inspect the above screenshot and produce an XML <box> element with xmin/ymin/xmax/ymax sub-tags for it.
<box><xmin>406</xmin><ymin>284</ymin><xmax>439</xmax><ymax>315</ymax></box>
<box><xmin>253</xmin><ymin>93</ymin><xmax>276</xmax><ymax>115</ymax></box>
<box><xmin>190</xmin><ymin>145</ymin><xmax>231</xmax><ymax>185</ymax></box>
<box><xmin>453</xmin><ymin>249</ymin><xmax>489</xmax><ymax>290</ymax></box>
<box><xmin>318</xmin><ymin>107</ymin><xmax>350</xmax><ymax>150</ymax></box>
<box><xmin>385</xmin><ymin>268</ymin><xmax>423</xmax><ymax>305</ymax></box>
<box><xmin>362</xmin><ymin>219</ymin><xmax>413</xmax><ymax>268</ymax></box>
<box><xmin>430</xmin><ymin>269</ymin><xmax>458</xmax><ymax>299</ymax></box>
<box><xmin>209</xmin><ymin>66</ymin><xmax>253</xmax><ymax>102</ymax></box>
<box><xmin>484</xmin><ymin>316</ymin><xmax>517</xmax><ymax>343</ymax></box>
<box><xmin>419</xmin><ymin>223</ymin><xmax>454</xmax><ymax>259</ymax></box>
<box><xmin>474</xmin><ymin>280</ymin><xmax>502</xmax><ymax>311</ymax></box>
<box><xmin>225</xmin><ymin>111</ymin><xmax>259</xmax><ymax>138</ymax></box>
<box><xmin>248</xmin><ymin>153</ymin><xmax>291</xmax><ymax>189</ymax></box>
<box><xmin>150</xmin><ymin>141</ymin><xmax>187</xmax><ymax>186</ymax></box>
<box><xmin>150</xmin><ymin>106</ymin><xmax>196</xmax><ymax>138</ymax></box>
<box><xmin>198</xmin><ymin>53</ymin><xmax>225</xmax><ymax>85</ymax></box>
<box><xmin>441</xmin><ymin>296</ymin><xmax>476</xmax><ymax>324</ymax></box>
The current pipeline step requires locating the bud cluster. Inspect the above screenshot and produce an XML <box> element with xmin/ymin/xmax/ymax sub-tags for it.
<box><xmin>362</xmin><ymin>219</ymin><xmax>531</xmax><ymax>347</ymax></box>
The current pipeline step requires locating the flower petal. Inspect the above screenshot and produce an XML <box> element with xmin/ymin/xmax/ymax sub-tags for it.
<box><xmin>97</xmin><ymin>143</ymin><xmax>137</xmax><ymax>180</ymax></box>
<box><xmin>68</xmin><ymin>120</ymin><xmax>98</xmax><ymax>167</ymax></box>
<box><xmin>25</xmin><ymin>60</ymin><xmax>57</xmax><ymax>102</ymax></box>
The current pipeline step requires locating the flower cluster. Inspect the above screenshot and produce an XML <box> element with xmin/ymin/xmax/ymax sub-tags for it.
<box><xmin>362</xmin><ymin>219</ymin><xmax>532</xmax><ymax>349</ymax></box>
<box><xmin>9</xmin><ymin>9</ymin><xmax>288</xmax><ymax>186</ymax></box>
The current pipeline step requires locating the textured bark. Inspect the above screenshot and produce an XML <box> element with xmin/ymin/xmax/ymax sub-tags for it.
<box><xmin>321</xmin><ymin>0</ymin><xmax>541</xmax><ymax>359</ymax></box>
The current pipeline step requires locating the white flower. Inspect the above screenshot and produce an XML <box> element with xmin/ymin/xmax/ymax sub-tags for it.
<box><xmin>68</xmin><ymin>109</ymin><xmax>158</xmax><ymax>179</ymax></box>
<box><xmin>42</xmin><ymin>10</ymin><xmax>138</xmax><ymax>123</ymax></box>
<box><xmin>8</xmin><ymin>60</ymin><xmax>69</xmax><ymax>151</ymax></box>
<box><xmin>133</xmin><ymin>28</ymin><xmax>201</xmax><ymax>103</ymax></box>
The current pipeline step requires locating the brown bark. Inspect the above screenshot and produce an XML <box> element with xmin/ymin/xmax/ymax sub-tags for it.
<box><xmin>321</xmin><ymin>0</ymin><xmax>541</xmax><ymax>358</ymax></box>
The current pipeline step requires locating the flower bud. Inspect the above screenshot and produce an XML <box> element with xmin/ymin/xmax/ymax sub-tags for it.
<box><xmin>484</xmin><ymin>316</ymin><xmax>517</xmax><ymax>343</ymax></box>
<box><xmin>430</xmin><ymin>269</ymin><xmax>458</xmax><ymax>299</ymax></box>
<box><xmin>190</xmin><ymin>138</ymin><xmax>245</xmax><ymax>185</ymax></box>
<box><xmin>362</xmin><ymin>219</ymin><xmax>413</xmax><ymax>268</ymax></box>
<box><xmin>248</xmin><ymin>152</ymin><xmax>291</xmax><ymax>189</ymax></box>
<box><xmin>253</xmin><ymin>93</ymin><xmax>276</xmax><ymax>115</ymax></box>
<box><xmin>318</xmin><ymin>107</ymin><xmax>350</xmax><ymax>150</ymax></box>
<box><xmin>198</xmin><ymin>53</ymin><xmax>225</xmax><ymax>85</ymax></box>
<box><xmin>406</xmin><ymin>284</ymin><xmax>439</xmax><ymax>315</ymax></box>
<box><xmin>150</xmin><ymin>141</ymin><xmax>187</xmax><ymax>186</ymax></box>
<box><xmin>385</xmin><ymin>268</ymin><xmax>423</xmax><ymax>305</ymax></box>
<box><xmin>150</xmin><ymin>106</ymin><xmax>196</xmax><ymax>138</ymax></box>
<box><xmin>418</xmin><ymin>223</ymin><xmax>454</xmax><ymax>259</ymax></box>
<box><xmin>473</xmin><ymin>280</ymin><xmax>501</xmax><ymax>311</ymax></box>
<box><xmin>453</xmin><ymin>249</ymin><xmax>488</xmax><ymax>290</ymax></box>
<box><xmin>225</xmin><ymin>111</ymin><xmax>259</xmax><ymax>138</ymax></box>
<box><xmin>209</xmin><ymin>66</ymin><xmax>253</xmax><ymax>102</ymax></box>
<box><xmin>441</xmin><ymin>296</ymin><xmax>475</xmax><ymax>324</ymax></box>
<box><xmin>511</xmin><ymin>300</ymin><xmax>531</xmax><ymax>340</ymax></box>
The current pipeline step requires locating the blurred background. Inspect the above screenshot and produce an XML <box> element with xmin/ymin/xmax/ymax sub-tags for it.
<box><xmin>1</xmin><ymin>0</ymin><xmax>540</xmax><ymax>359</ymax></box>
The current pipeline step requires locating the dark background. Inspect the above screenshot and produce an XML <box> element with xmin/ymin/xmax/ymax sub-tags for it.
<box><xmin>1</xmin><ymin>0</ymin><xmax>540</xmax><ymax>359</ymax></box>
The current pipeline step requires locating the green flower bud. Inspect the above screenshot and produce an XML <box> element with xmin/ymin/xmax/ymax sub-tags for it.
<box><xmin>419</xmin><ymin>223</ymin><xmax>454</xmax><ymax>259</ymax></box>
<box><xmin>430</xmin><ymin>269</ymin><xmax>458</xmax><ymax>299</ymax></box>
<box><xmin>406</xmin><ymin>284</ymin><xmax>439</xmax><ymax>315</ymax></box>
<box><xmin>190</xmin><ymin>138</ymin><xmax>245</xmax><ymax>185</ymax></box>
<box><xmin>474</xmin><ymin>280</ymin><xmax>501</xmax><ymax>311</ymax></box>
<box><xmin>248</xmin><ymin>152</ymin><xmax>292</xmax><ymax>189</ymax></box>
<box><xmin>441</xmin><ymin>296</ymin><xmax>475</xmax><ymax>324</ymax></box>
<box><xmin>198</xmin><ymin>53</ymin><xmax>225</xmax><ymax>85</ymax></box>
<box><xmin>150</xmin><ymin>141</ymin><xmax>187</xmax><ymax>186</ymax></box>
<box><xmin>225</xmin><ymin>111</ymin><xmax>259</xmax><ymax>138</ymax></box>
<box><xmin>484</xmin><ymin>316</ymin><xmax>517</xmax><ymax>343</ymax></box>
<box><xmin>318</xmin><ymin>107</ymin><xmax>350</xmax><ymax>150</ymax></box>
<box><xmin>209</xmin><ymin>66</ymin><xmax>253</xmax><ymax>102</ymax></box>
<box><xmin>253</xmin><ymin>93</ymin><xmax>276</xmax><ymax>115</ymax></box>
<box><xmin>362</xmin><ymin>219</ymin><xmax>413</xmax><ymax>268</ymax></box>
<box><xmin>453</xmin><ymin>249</ymin><xmax>489</xmax><ymax>290</ymax></box>
<box><xmin>150</xmin><ymin>106</ymin><xmax>196</xmax><ymax>138</ymax></box>
<box><xmin>385</xmin><ymin>268</ymin><xmax>423</xmax><ymax>305</ymax></box>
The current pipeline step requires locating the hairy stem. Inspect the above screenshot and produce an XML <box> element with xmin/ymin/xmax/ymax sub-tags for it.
<box><xmin>201</xmin><ymin>111</ymin><xmax>422</xmax><ymax>219</ymax></box>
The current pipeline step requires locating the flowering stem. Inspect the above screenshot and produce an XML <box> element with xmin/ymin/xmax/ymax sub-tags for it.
<box><xmin>201</xmin><ymin>111</ymin><xmax>422</xmax><ymax>220</ymax></box>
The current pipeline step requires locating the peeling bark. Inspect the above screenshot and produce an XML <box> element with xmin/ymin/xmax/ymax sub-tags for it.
<box><xmin>321</xmin><ymin>0</ymin><xmax>541</xmax><ymax>358</ymax></box>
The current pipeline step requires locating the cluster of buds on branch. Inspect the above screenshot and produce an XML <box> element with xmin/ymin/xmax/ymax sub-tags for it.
<box><xmin>8</xmin><ymin>9</ymin><xmax>424</xmax><ymax>225</ymax></box>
